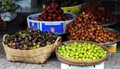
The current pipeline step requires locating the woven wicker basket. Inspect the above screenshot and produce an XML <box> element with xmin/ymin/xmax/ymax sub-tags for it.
<box><xmin>55</xmin><ymin>40</ymin><xmax>109</xmax><ymax>66</ymax></box>
<box><xmin>2</xmin><ymin>34</ymin><xmax>61</xmax><ymax>64</ymax></box>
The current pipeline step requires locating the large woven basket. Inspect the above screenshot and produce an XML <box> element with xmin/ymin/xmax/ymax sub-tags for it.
<box><xmin>55</xmin><ymin>40</ymin><xmax>109</xmax><ymax>66</ymax></box>
<box><xmin>2</xmin><ymin>34</ymin><xmax>61</xmax><ymax>64</ymax></box>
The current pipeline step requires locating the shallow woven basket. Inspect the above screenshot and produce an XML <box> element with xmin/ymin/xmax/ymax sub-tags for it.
<box><xmin>55</xmin><ymin>40</ymin><xmax>109</xmax><ymax>66</ymax></box>
<box><xmin>2</xmin><ymin>34</ymin><xmax>61</xmax><ymax>64</ymax></box>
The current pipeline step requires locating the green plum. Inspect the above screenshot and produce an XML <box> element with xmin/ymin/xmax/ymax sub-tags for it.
<box><xmin>57</xmin><ymin>42</ymin><xmax>107</xmax><ymax>60</ymax></box>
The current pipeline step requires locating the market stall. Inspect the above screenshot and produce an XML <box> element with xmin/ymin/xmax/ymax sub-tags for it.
<box><xmin>0</xmin><ymin>0</ymin><xmax>120</xmax><ymax>69</ymax></box>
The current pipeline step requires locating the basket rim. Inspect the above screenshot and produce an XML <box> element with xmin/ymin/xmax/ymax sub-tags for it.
<box><xmin>27</xmin><ymin>12</ymin><xmax>76</xmax><ymax>22</ymax></box>
<box><xmin>2</xmin><ymin>41</ymin><xmax>55</xmax><ymax>51</ymax></box>
<box><xmin>67</xmin><ymin>36</ymin><xmax>120</xmax><ymax>45</ymax></box>
<box><xmin>2</xmin><ymin>34</ymin><xmax>61</xmax><ymax>51</ymax></box>
<box><xmin>55</xmin><ymin>40</ymin><xmax>109</xmax><ymax>66</ymax></box>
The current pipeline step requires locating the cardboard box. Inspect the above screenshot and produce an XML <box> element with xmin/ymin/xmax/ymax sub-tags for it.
<box><xmin>61</xmin><ymin>62</ymin><xmax>104</xmax><ymax>69</ymax></box>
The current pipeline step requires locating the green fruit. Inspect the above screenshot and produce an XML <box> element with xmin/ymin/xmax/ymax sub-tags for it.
<box><xmin>57</xmin><ymin>42</ymin><xmax>107</xmax><ymax>61</ymax></box>
<box><xmin>79</xmin><ymin>54</ymin><xmax>83</xmax><ymax>58</ymax></box>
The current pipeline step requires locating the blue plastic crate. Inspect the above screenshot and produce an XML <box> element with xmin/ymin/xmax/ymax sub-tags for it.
<box><xmin>27</xmin><ymin>13</ymin><xmax>40</xmax><ymax>30</ymax></box>
<box><xmin>29</xmin><ymin>21</ymin><xmax>40</xmax><ymax>30</ymax></box>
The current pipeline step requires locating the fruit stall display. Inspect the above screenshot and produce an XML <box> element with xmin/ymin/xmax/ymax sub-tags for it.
<box><xmin>0</xmin><ymin>0</ymin><xmax>14</xmax><ymax>11</ymax></box>
<box><xmin>42</xmin><ymin>0</ymin><xmax>83</xmax><ymax>15</ymax></box>
<box><xmin>27</xmin><ymin>2</ymin><xmax>75</xmax><ymax>34</ymax></box>
<box><xmin>68</xmin><ymin>12</ymin><xmax>120</xmax><ymax>44</ymax></box>
<box><xmin>0</xmin><ymin>0</ymin><xmax>20</xmax><ymax>21</ymax></box>
<box><xmin>56</xmin><ymin>41</ymin><xmax>108</xmax><ymax>66</ymax></box>
<box><xmin>34</xmin><ymin>3</ymin><xmax>71</xmax><ymax>21</ymax></box>
<box><xmin>0</xmin><ymin>0</ymin><xmax>119</xmax><ymax>66</ymax></box>
<box><xmin>3</xmin><ymin>29</ymin><xmax>59</xmax><ymax>50</ymax></box>
<box><xmin>2</xmin><ymin>29</ymin><xmax>61</xmax><ymax>63</ymax></box>
<box><xmin>42</xmin><ymin>0</ymin><xmax>83</xmax><ymax>7</ymax></box>
<box><xmin>0</xmin><ymin>0</ymin><xmax>20</xmax><ymax>12</ymax></box>
<box><xmin>80</xmin><ymin>0</ymin><xmax>117</xmax><ymax>25</ymax></box>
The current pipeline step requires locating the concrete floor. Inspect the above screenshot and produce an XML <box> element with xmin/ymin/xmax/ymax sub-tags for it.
<box><xmin>0</xmin><ymin>13</ymin><xmax>120</xmax><ymax>69</ymax></box>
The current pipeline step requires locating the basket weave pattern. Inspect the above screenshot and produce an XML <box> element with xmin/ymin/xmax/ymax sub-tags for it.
<box><xmin>2</xmin><ymin>34</ymin><xmax>61</xmax><ymax>64</ymax></box>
